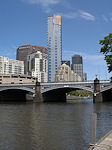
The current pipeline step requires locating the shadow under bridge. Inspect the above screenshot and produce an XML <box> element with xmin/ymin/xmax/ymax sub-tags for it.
<box><xmin>0</xmin><ymin>87</ymin><xmax>35</xmax><ymax>101</ymax></box>
<box><xmin>42</xmin><ymin>86</ymin><xmax>93</xmax><ymax>102</ymax></box>
<box><xmin>101</xmin><ymin>87</ymin><xmax>112</xmax><ymax>102</ymax></box>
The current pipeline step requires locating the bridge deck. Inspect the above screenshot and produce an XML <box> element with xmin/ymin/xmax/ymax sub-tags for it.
<box><xmin>89</xmin><ymin>130</ymin><xmax>112</xmax><ymax>150</ymax></box>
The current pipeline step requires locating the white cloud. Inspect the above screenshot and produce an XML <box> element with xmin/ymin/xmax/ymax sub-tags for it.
<box><xmin>24</xmin><ymin>0</ymin><xmax>60</xmax><ymax>6</ymax></box>
<box><xmin>79</xmin><ymin>11</ymin><xmax>95</xmax><ymax>21</ymax></box>
<box><xmin>23</xmin><ymin>0</ymin><xmax>61</xmax><ymax>13</ymax></box>
<box><xmin>102</xmin><ymin>13</ymin><xmax>112</xmax><ymax>22</ymax></box>
<box><xmin>59</xmin><ymin>10</ymin><xmax>95</xmax><ymax>21</ymax></box>
<box><xmin>23</xmin><ymin>0</ymin><xmax>95</xmax><ymax>20</ymax></box>
<box><xmin>109</xmin><ymin>13</ymin><xmax>112</xmax><ymax>21</ymax></box>
<box><xmin>83</xmin><ymin>54</ymin><xmax>105</xmax><ymax>65</ymax></box>
<box><xmin>59</xmin><ymin>12</ymin><xmax>78</xmax><ymax>19</ymax></box>
<box><xmin>102</xmin><ymin>15</ymin><xmax>109</xmax><ymax>22</ymax></box>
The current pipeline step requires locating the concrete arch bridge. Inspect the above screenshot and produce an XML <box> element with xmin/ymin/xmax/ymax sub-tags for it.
<box><xmin>37</xmin><ymin>80</ymin><xmax>112</xmax><ymax>102</ymax></box>
<box><xmin>0</xmin><ymin>80</ymin><xmax>111</xmax><ymax>102</ymax></box>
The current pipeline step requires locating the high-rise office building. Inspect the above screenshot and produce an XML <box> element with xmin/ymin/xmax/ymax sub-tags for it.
<box><xmin>16</xmin><ymin>45</ymin><xmax>47</xmax><ymax>74</ymax></box>
<box><xmin>71</xmin><ymin>54</ymin><xmax>83</xmax><ymax>81</ymax></box>
<box><xmin>47</xmin><ymin>14</ymin><xmax>62</xmax><ymax>82</ymax></box>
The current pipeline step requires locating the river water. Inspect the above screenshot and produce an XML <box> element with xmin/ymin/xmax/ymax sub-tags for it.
<box><xmin>0</xmin><ymin>99</ymin><xmax>112</xmax><ymax>150</ymax></box>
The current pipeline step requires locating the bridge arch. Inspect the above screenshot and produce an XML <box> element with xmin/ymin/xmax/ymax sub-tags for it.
<box><xmin>0</xmin><ymin>87</ymin><xmax>35</xmax><ymax>101</ymax></box>
<box><xmin>0</xmin><ymin>87</ymin><xmax>35</xmax><ymax>93</ymax></box>
<box><xmin>42</xmin><ymin>85</ymin><xmax>93</xmax><ymax>93</ymax></box>
<box><xmin>101</xmin><ymin>85</ymin><xmax>112</xmax><ymax>93</ymax></box>
<box><xmin>42</xmin><ymin>86</ymin><xmax>93</xmax><ymax>102</ymax></box>
<box><xmin>101</xmin><ymin>86</ymin><xmax>112</xmax><ymax>102</ymax></box>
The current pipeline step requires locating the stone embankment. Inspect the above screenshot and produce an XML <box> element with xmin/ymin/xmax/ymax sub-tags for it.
<box><xmin>67</xmin><ymin>95</ymin><xmax>92</xmax><ymax>100</ymax></box>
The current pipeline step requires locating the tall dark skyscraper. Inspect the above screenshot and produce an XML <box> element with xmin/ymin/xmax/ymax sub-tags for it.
<box><xmin>47</xmin><ymin>14</ymin><xmax>62</xmax><ymax>82</ymax></box>
<box><xmin>16</xmin><ymin>45</ymin><xmax>47</xmax><ymax>74</ymax></box>
<box><xmin>72</xmin><ymin>54</ymin><xmax>83</xmax><ymax>81</ymax></box>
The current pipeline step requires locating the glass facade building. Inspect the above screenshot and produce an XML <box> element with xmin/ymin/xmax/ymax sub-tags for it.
<box><xmin>72</xmin><ymin>54</ymin><xmax>83</xmax><ymax>81</ymax></box>
<box><xmin>47</xmin><ymin>15</ymin><xmax>62</xmax><ymax>82</ymax></box>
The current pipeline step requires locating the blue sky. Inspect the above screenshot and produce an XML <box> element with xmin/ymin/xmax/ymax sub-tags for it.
<box><xmin>0</xmin><ymin>0</ymin><xmax>112</xmax><ymax>80</ymax></box>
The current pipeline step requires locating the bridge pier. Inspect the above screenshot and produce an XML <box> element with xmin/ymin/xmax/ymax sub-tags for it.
<box><xmin>34</xmin><ymin>81</ymin><xmax>43</xmax><ymax>102</ymax></box>
<box><xmin>93</xmin><ymin>78</ymin><xmax>103</xmax><ymax>103</ymax></box>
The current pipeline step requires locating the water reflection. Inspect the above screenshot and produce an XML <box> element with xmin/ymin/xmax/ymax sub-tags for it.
<box><xmin>93</xmin><ymin>102</ymin><xmax>112</xmax><ymax>141</ymax></box>
<box><xmin>0</xmin><ymin>99</ymin><xmax>112</xmax><ymax>150</ymax></box>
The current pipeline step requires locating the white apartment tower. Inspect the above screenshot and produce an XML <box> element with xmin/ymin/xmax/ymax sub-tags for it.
<box><xmin>27</xmin><ymin>51</ymin><xmax>48</xmax><ymax>82</ymax></box>
<box><xmin>0</xmin><ymin>56</ymin><xmax>24</xmax><ymax>75</ymax></box>
<box><xmin>47</xmin><ymin>14</ymin><xmax>62</xmax><ymax>82</ymax></box>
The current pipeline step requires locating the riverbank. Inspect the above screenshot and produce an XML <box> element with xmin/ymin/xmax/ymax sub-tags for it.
<box><xmin>67</xmin><ymin>95</ymin><xmax>93</xmax><ymax>100</ymax></box>
<box><xmin>26</xmin><ymin>94</ymin><xmax>93</xmax><ymax>101</ymax></box>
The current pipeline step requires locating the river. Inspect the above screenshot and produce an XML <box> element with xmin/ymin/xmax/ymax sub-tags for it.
<box><xmin>0</xmin><ymin>99</ymin><xmax>112</xmax><ymax>150</ymax></box>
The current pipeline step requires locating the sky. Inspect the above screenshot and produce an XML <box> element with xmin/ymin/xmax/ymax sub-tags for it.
<box><xmin>0</xmin><ymin>0</ymin><xmax>112</xmax><ymax>80</ymax></box>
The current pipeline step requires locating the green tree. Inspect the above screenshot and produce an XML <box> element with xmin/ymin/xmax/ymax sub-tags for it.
<box><xmin>99</xmin><ymin>33</ymin><xmax>112</xmax><ymax>72</ymax></box>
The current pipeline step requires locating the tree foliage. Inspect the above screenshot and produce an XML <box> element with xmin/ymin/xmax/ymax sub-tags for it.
<box><xmin>69</xmin><ymin>90</ymin><xmax>93</xmax><ymax>97</ymax></box>
<box><xmin>99</xmin><ymin>33</ymin><xmax>112</xmax><ymax>72</ymax></box>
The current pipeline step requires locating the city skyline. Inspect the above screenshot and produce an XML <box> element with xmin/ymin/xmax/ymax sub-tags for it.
<box><xmin>0</xmin><ymin>0</ymin><xmax>112</xmax><ymax>80</ymax></box>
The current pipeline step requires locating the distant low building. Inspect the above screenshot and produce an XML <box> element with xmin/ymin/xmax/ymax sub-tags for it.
<box><xmin>0</xmin><ymin>56</ymin><xmax>24</xmax><ymax>75</ymax></box>
<box><xmin>55</xmin><ymin>64</ymin><xmax>82</xmax><ymax>82</ymax></box>
<box><xmin>0</xmin><ymin>74</ymin><xmax>36</xmax><ymax>84</ymax></box>
<box><xmin>27</xmin><ymin>51</ymin><xmax>48</xmax><ymax>82</ymax></box>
